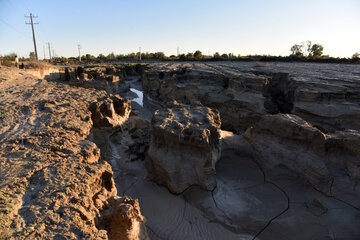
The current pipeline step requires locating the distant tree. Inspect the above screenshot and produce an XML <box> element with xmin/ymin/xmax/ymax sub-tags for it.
<box><xmin>128</xmin><ymin>53</ymin><xmax>136</xmax><ymax>59</ymax></box>
<box><xmin>186</xmin><ymin>52</ymin><xmax>194</xmax><ymax>59</ymax></box>
<box><xmin>82</xmin><ymin>54</ymin><xmax>95</xmax><ymax>61</ymax></box>
<box><xmin>221</xmin><ymin>53</ymin><xmax>229</xmax><ymax>59</ymax></box>
<box><xmin>54</xmin><ymin>56</ymin><xmax>68</xmax><ymax>63</ymax></box>
<box><xmin>179</xmin><ymin>54</ymin><xmax>186</xmax><ymax>60</ymax></box>
<box><xmin>97</xmin><ymin>54</ymin><xmax>106</xmax><ymax>60</ymax></box>
<box><xmin>154</xmin><ymin>52</ymin><xmax>165</xmax><ymax>59</ymax></box>
<box><xmin>228</xmin><ymin>53</ymin><xmax>236</xmax><ymax>59</ymax></box>
<box><xmin>290</xmin><ymin>44</ymin><xmax>304</xmax><ymax>57</ymax></box>
<box><xmin>2</xmin><ymin>53</ymin><xmax>17</xmax><ymax>61</ymax></box>
<box><xmin>310</xmin><ymin>44</ymin><xmax>323</xmax><ymax>58</ymax></box>
<box><xmin>352</xmin><ymin>52</ymin><xmax>360</xmax><ymax>59</ymax></box>
<box><xmin>29</xmin><ymin>52</ymin><xmax>35</xmax><ymax>60</ymax></box>
<box><xmin>301</xmin><ymin>40</ymin><xmax>312</xmax><ymax>57</ymax></box>
<box><xmin>194</xmin><ymin>50</ymin><xmax>203</xmax><ymax>60</ymax></box>
<box><xmin>135</xmin><ymin>52</ymin><xmax>141</xmax><ymax>60</ymax></box>
<box><xmin>116</xmin><ymin>54</ymin><xmax>125</xmax><ymax>59</ymax></box>
<box><xmin>306</xmin><ymin>41</ymin><xmax>312</xmax><ymax>56</ymax></box>
<box><xmin>213</xmin><ymin>52</ymin><xmax>221</xmax><ymax>59</ymax></box>
<box><xmin>107</xmin><ymin>52</ymin><xmax>115</xmax><ymax>60</ymax></box>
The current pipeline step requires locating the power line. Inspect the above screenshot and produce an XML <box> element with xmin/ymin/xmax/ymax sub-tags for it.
<box><xmin>0</xmin><ymin>18</ymin><xmax>29</xmax><ymax>39</ymax></box>
<box><xmin>25</xmin><ymin>13</ymin><xmax>39</xmax><ymax>61</ymax></box>
<box><xmin>23</xmin><ymin>0</ymin><xmax>33</xmax><ymax>13</ymax></box>
<box><xmin>0</xmin><ymin>0</ymin><xmax>46</xmax><ymax>47</ymax></box>
<box><xmin>0</xmin><ymin>1</ymin><xmax>47</xmax><ymax>58</ymax></box>
<box><xmin>0</xmin><ymin>16</ymin><xmax>45</xmax><ymax>46</ymax></box>
<box><xmin>1</xmin><ymin>0</ymin><xmax>23</xmax><ymax>13</ymax></box>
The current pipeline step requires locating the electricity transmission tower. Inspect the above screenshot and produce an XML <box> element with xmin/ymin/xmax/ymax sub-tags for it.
<box><xmin>177</xmin><ymin>47</ymin><xmax>180</xmax><ymax>56</ymax></box>
<box><xmin>25</xmin><ymin>13</ymin><xmax>39</xmax><ymax>61</ymax></box>
<box><xmin>78</xmin><ymin>44</ymin><xmax>81</xmax><ymax>62</ymax></box>
<box><xmin>47</xmin><ymin>42</ymin><xmax>52</xmax><ymax>61</ymax></box>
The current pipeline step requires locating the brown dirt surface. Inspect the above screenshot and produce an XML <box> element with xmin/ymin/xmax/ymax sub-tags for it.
<box><xmin>0</xmin><ymin>66</ymin><xmax>136</xmax><ymax>239</ymax></box>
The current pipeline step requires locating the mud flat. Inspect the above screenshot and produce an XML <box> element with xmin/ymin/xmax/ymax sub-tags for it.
<box><xmin>0</xmin><ymin>61</ymin><xmax>359</xmax><ymax>240</ymax></box>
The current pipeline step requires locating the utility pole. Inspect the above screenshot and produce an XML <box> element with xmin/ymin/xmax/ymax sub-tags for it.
<box><xmin>139</xmin><ymin>47</ymin><xmax>141</xmax><ymax>61</ymax></box>
<box><xmin>77</xmin><ymin>44</ymin><xmax>81</xmax><ymax>62</ymax></box>
<box><xmin>25</xmin><ymin>13</ymin><xmax>39</xmax><ymax>61</ymax></box>
<box><xmin>43</xmin><ymin>45</ymin><xmax>46</xmax><ymax>60</ymax></box>
<box><xmin>47</xmin><ymin>42</ymin><xmax>52</xmax><ymax>61</ymax></box>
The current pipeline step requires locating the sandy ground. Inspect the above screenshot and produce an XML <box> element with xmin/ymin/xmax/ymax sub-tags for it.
<box><xmin>0</xmin><ymin>66</ymin><xmax>129</xmax><ymax>239</ymax></box>
<box><xmin>107</xmin><ymin>132</ymin><xmax>360</xmax><ymax>240</ymax></box>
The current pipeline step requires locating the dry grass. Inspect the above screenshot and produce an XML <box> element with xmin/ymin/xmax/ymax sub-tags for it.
<box><xmin>1</xmin><ymin>61</ymin><xmax>14</xmax><ymax>68</ymax></box>
<box><xmin>25</xmin><ymin>61</ymin><xmax>51</xmax><ymax>70</ymax></box>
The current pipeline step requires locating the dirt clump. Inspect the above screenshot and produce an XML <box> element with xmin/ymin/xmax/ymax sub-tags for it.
<box><xmin>147</xmin><ymin>104</ymin><xmax>221</xmax><ymax>194</ymax></box>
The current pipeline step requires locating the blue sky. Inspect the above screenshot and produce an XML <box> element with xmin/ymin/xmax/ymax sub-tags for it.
<box><xmin>0</xmin><ymin>0</ymin><xmax>359</xmax><ymax>58</ymax></box>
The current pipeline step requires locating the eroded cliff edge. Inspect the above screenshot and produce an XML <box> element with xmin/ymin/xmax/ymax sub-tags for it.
<box><xmin>142</xmin><ymin>62</ymin><xmax>360</xmax><ymax>133</ymax></box>
<box><xmin>0</xmin><ymin>66</ymin><xmax>148</xmax><ymax>239</ymax></box>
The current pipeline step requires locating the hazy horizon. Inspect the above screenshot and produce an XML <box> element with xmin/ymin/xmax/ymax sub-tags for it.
<box><xmin>0</xmin><ymin>0</ymin><xmax>359</xmax><ymax>59</ymax></box>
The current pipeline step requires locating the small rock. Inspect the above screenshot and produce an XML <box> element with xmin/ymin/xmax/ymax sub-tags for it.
<box><xmin>306</xmin><ymin>198</ymin><xmax>328</xmax><ymax>216</ymax></box>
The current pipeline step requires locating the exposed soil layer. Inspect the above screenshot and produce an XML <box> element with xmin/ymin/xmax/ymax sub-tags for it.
<box><xmin>142</xmin><ymin>62</ymin><xmax>360</xmax><ymax>133</ymax></box>
<box><xmin>0</xmin><ymin>66</ymin><xmax>148</xmax><ymax>239</ymax></box>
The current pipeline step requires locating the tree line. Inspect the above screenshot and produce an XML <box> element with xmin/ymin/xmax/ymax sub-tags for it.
<box><xmin>67</xmin><ymin>47</ymin><xmax>360</xmax><ymax>64</ymax></box>
<box><xmin>290</xmin><ymin>41</ymin><xmax>324</xmax><ymax>58</ymax></box>
<box><xmin>1</xmin><ymin>41</ymin><xmax>360</xmax><ymax>64</ymax></box>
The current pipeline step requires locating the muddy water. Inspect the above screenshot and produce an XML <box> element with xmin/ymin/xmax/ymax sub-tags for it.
<box><xmin>130</xmin><ymin>88</ymin><xmax>143</xmax><ymax>107</ymax></box>
<box><xmin>123</xmin><ymin>77</ymin><xmax>154</xmax><ymax>120</ymax></box>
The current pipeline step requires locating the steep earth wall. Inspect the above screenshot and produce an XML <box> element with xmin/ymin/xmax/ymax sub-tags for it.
<box><xmin>147</xmin><ymin>104</ymin><xmax>221</xmax><ymax>194</ymax></box>
<box><xmin>141</xmin><ymin>62</ymin><xmax>360</xmax><ymax>133</ymax></box>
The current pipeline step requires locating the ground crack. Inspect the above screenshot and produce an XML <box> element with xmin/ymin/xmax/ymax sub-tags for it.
<box><xmin>210</xmin><ymin>186</ymin><xmax>232</xmax><ymax>223</ymax></box>
<box><xmin>311</xmin><ymin>186</ymin><xmax>360</xmax><ymax>211</ymax></box>
<box><xmin>250</xmin><ymin>160</ymin><xmax>290</xmax><ymax>240</ymax></box>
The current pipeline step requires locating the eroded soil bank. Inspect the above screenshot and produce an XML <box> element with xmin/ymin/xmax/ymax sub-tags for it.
<box><xmin>0</xmin><ymin>65</ymin><xmax>148</xmax><ymax>239</ymax></box>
